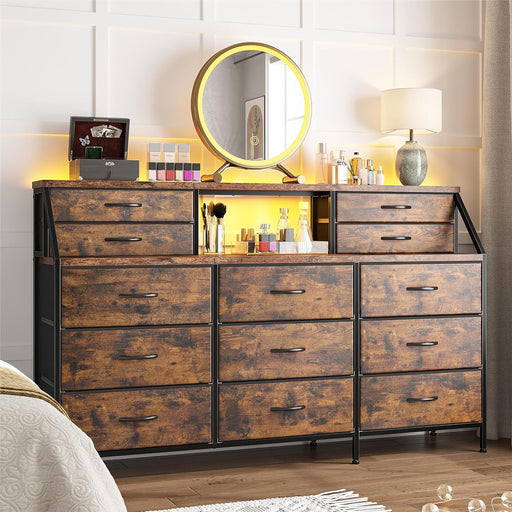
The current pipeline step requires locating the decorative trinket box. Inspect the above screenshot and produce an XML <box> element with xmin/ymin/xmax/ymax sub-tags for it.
<box><xmin>68</xmin><ymin>116</ymin><xmax>139</xmax><ymax>180</ymax></box>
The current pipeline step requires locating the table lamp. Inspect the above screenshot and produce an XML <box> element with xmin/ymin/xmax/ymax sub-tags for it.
<box><xmin>381</xmin><ymin>87</ymin><xmax>442</xmax><ymax>185</ymax></box>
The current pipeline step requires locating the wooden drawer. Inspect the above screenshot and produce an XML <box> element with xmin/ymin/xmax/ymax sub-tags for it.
<box><xmin>62</xmin><ymin>386</ymin><xmax>211</xmax><ymax>451</ymax></box>
<box><xmin>55</xmin><ymin>223</ymin><xmax>193</xmax><ymax>257</ymax></box>
<box><xmin>218</xmin><ymin>265</ymin><xmax>353</xmax><ymax>323</ymax></box>
<box><xmin>50</xmin><ymin>188</ymin><xmax>194</xmax><ymax>222</ymax></box>
<box><xmin>361</xmin><ymin>317</ymin><xmax>482</xmax><ymax>373</ymax></box>
<box><xmin>361</xmin><ymin>371</ymin><xmax>481</xmax><ymax>430</ymax></box>
<box><xmin>336</xmin><ymin>224</ymin><xmax>453</xmax><ymax>254</ymax></box>
<box><xmin>219</xmin><ymin>321</ymin><xmax>353</xmax><ymax>382</ymax></box>
<box><xmin>61</xmin><ymin>266</ymin><xmax>212</xmax><ymax>328</ymax></box>
<box><xmin>360</xmin><ymin>263</ymin><xmax>481</xmax><ymax>317</ymax></box>
<box><xmin>219</xmin><ymin>379</ymin><xmax>353</xmax><ymax>441</ymax></box>
<box><xmin>61</xmin><ymin>326</ymin><xmax>212</xmax><ymax>390</ymax></box>
<box><xmin>336</xmin><ymin>193</ymin><xmax>454</xmax><ymax>222</ymax></box>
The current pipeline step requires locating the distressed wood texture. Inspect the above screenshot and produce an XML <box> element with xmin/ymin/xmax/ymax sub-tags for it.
<box><xmin>218</xmin><ymin>264</ymin><xmax>353</xmax><ymax>323</ymax></box>
<box><xmin>360</xmin><ymin>370</ymin><xmax>481</xmax><ymax>430</ymax></box>
<box><xmin>62</xmin><ymin>386</ymin><xmax>211</xmax><ymax>451</ymax></box>
<box><xmin>218</xmin><ymin>379</ymin><xmax>353</xmax><ymax>441</ymax></box>
<box><xmin>361</xmin><ymin>316</ymin><xmax>482</xmax><ymax>374</ymax></box>
<box><xmin>55</xmin><ymin>223</ymin><xmax>194</xmax><ymax>257</ymax></box>
<box><xmin>336</xmin><ymin>224</ymin><xmax>453</xmax><ymax>254</ymax></box>
<box><xmin>61</xmin><ymin>326</ymin><xmax>212</xmax><ymax>391</ymax></box>
<box><xmin>50</xmin><ymin>188</ymin><xmax>194</xmax><ymax>222</ymax></box>
<box><xmin>218</xmin><ymin>321</ymin><xmax>353</xmax><ymax>382</ymax></box>
<box><xmin>336</xmin><ymin>193</ymin><xmax>454</xmax><ymax>222</ymax></box>
<box><xmin>61</xmin><ymin>266</ymin><xmax>212</xmax><ymax>328</ymax></box>
<box><xmin>360</xmin><ymin>263</ymin><xmax>481</xmax><ymax>317</ymax></box>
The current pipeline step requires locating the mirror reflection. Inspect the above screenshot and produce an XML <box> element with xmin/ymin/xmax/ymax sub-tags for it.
<box><xmin>201</xmin><ymin>49</ymin><xmax>306</xmax><ymax>162</ymax></box>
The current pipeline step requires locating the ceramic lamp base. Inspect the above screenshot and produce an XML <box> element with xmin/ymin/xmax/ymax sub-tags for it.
<box><xmin>396</xmin><ymin>140</ymin><xmax>427</xmax><ymax>185</ymax></box>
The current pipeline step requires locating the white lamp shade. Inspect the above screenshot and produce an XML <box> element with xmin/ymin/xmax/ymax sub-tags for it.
<box><xmin>381</xmin><ymin>88</ymin><xmax>442</xmax><ymax>134</ymax></box>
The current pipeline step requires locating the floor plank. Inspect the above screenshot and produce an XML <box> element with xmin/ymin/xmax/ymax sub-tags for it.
<box><xmin>107</xmin><ymin>431</ymin><xmax>511</xmax><ymax>512</ymax></box>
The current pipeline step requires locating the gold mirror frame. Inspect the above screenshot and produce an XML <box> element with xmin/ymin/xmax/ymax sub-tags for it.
<box><xmin>191</xmin><ymin>42</ymin><xmax>311</xmax><ymax>183</ymax></box>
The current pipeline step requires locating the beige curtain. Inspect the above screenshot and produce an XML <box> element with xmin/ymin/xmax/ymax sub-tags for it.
<box><xmin>482</xmin><ymin>0</ymin><xmax>512</xmax><ymax>443</ymax></box>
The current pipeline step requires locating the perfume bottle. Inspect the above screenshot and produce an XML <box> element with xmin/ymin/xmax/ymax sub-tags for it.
<box><xmin>336</xmin><ymin>151</ymin><xmax>350</xmax><ymax>184</ymax></box>
<box><xmin>376</xmin><ymin>165</ymin><xmax>385</xmax><ymax>185</ymax></box>
<box><xmin>316</xmin><ymin>143</ymin><xmax>328</xmax><ymax>183</ymax></box>
<box><xmin>350</xmin><ymin>152</ymin><xmax>363</xmax><ymax>179</ymax></box>
<box><xmin>295</xmin><ymin>201</ymin><xmax>313</xmax><ymax>253</ymax></box>
<box><xmin>276</xmin><ymin>207</ymin><xmax>291</xmax><ymax>238</ymax></box>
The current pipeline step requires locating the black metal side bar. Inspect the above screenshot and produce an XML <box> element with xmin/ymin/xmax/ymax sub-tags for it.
<box><xmin>454</xmin><ymin>193</ymin><xmax>485</xmax><ymax>254</ymax></box>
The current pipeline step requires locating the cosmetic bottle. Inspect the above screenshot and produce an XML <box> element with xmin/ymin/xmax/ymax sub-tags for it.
<box><xmin>148</xmin><ymin>162</ymin><xmax>157</xmax><ymax>181</ymax></box>
<box><xmin>148</xmin><ymin>143</ymin><xmax>161</xmax><ymax>163</ymax></box>
<box><xmin>336</xmin><ymin>151</ymin><xmax>350</xmax><ymax>184</ymax></box>
<box><xmin>258</xmin><ymin>224</ymin><xmax>270</xmax><ymax>253</ymax></box>
<box><xmin>174</xmin><ymin>163</ymin><xmax>184</xmax><ymax>181</ymax></box>
<box><xmin>366</xmin><ymin>159</ymin><xmax>376</xmax><ymax>185</ymax></box>
<box><xmin>376</xmin><ymin>166</ymin><xmax>385</xmax><ymax>185</ymax></box>
<box><xmin>350</xmin><ymin>152</ymin><xmax>363</xmax><ymax>179</ymax></box>
<box><xmin>276</xmin><ymin>207</ymin><xmax>291</xmax><ymax>238</ymax></box>
<box><xmin>163</xmin><ymin>143</ymin><xmax>176</xmax><ymax>163</ymax></box>
<box><xmin>156</xmin><ymin>162</ymin><xmax>166</xmax><ymax>181</ymax></box>
<box><xmin>316</xmin><ymin>143</ymin><xmax>328</xmax><ymax>183</ymax></box>
<box><xmin>165</xmin><ymin>163</ymin><xmax>175</xmax><ymax>181</ymax></box>
<box><xmin>295</xmin><ymin>201</ymin><xmax>313</xmax><ymax>253</ymax></box>
<box><xmin>329</xmin><ymin>150</ymin><xmax>341</xmax><ymax>184</ymax></box>
<box><xmin>178</xmin><ymin>143</ymin><xmax>190</xmax><ymax>163</ymax></box>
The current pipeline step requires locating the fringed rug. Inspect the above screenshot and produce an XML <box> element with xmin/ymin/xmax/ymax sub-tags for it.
<box><xmin>145</xmin><ymin>489</ymin><xmax>391</xmax><ymax>512</ymax></box>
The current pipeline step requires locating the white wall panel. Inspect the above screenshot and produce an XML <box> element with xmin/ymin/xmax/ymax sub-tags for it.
<box><xmin>0</xmin><ymin>21</ymin><xmax>94</xmax><ymax>122</ymax></box>
<box><xmin>108</xmin><ymin>0</ymin><xmax>201</xmax><ymax>19</ymax></box>
<box><xmin>0</xmin><ymin>0</ymin><xmax>93</xmax><ymax>11</ymax></box>
<box><xmin>214</xmin><ymin>0</ymin><xmax>301</xmax><ymax>27</ymax></box>
<box><xmin>314</xmin><ymin>0</ymin><xmax>394</xmax><ymax>35</ymax></box>
<box><xmin>313</xmin><ymin>43</ymin><xmax>394</xmax><ymax>132</ymax></box>
<box><xmin>108</xmin><ymin>28</ymin><xmax>202</xmax><ymax>129</ymax></box>
<box><xmin>397</xmin><ymin>49</ymin><xmax>481</xmax><ymax>138</ymax></box>
<box><xmin>404</xmin><ymin>0</ymin><xmax>481</xmax><ymax>41</ymax></box>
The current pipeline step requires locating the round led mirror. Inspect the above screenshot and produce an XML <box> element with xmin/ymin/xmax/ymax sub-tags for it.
<box><xmin>191</xmin><ymin>42</ymin><xmax>311</xmax><ymax>183</ymax></box>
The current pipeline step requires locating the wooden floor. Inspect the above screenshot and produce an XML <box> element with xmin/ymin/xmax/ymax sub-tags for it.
<box><xmin>107</xmin><ymin>431</ymin><xmax>511</xmax><ymax>512</ymax></box>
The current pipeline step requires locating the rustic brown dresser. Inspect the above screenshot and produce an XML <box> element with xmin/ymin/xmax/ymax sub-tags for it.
<box><xmin>33</xmin><ymin>181</ymin><xmax>486</xmax><ymax>462</ymax></box>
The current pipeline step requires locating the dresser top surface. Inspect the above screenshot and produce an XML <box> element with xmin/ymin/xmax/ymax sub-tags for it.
<box><xmin>32</xmin><ymin>180</ymin><xmax>460</xmax><ymax>194</ymax></box>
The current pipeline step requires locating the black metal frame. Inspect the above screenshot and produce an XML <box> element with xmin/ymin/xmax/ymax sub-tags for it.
<box><xmin>32</xmin><ymin>185</ymin><xmax>486</xmax><ymax>462</ymax></box>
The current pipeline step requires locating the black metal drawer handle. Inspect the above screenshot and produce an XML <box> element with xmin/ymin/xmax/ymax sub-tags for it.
<box><xmin>406</xmin><ymin>396</ymin><xmax>438</xmax><ymax>403</ymax></box>
<box><xmin>270</xmin><ymin>348</ymin><xmax>306</xmax><ymax>353</ymax></box>
<box><xmin>380</xmin><ymin>205</ymin><xmax>412</xmax><ymax>209</ymax></box>
<box><xmin>118</xmin><ymin>354</ymin><xmax>159</xmax><ymax>360</ymax></box>
<box><xmin>406</xmin><ymin>342</ymin><xmax>439</xmax><ymax>347</ymax></box>
<box><xmin>118</xmin><ymin>293</ymin><xmax>158</xmax><ymax>298</ymax></box>
<box><xmin>118</xmin><ymin>415</ymin><xmax>158</xmax><ymax>422</ymax></box>
<box><xmin>104</xmin><ymin>237</ymin><xmax>142</xmax><ymax>242</ymax></box>
<box><xmin>269</xmin><ymin>289</ymin><xmax>306</xmax><ymax>295</ymax></box>
<box><xmin>381</xmin><ymin>236</ymin><xmax>412</xmax><ymax>241</ymax></box>
<box><xmin>270</xmin><ymin>405</ymin><xmax>306</xmax><ymax>412</ymax></box>
<box><xmin>406</xmin><ymin>286</ymin><xmax>439</xmax><ymax>292</ymax></box>
<box><xmin>104</xmin><ymin>202</ymin><xmax>142</xmax><ymax>208</ymax></box>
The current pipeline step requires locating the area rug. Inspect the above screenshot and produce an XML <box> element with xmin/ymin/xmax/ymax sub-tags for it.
<box><xmin>145</xmin><ymin>489</ymin><xmax>391</xmax><ymax>512</ymax></box>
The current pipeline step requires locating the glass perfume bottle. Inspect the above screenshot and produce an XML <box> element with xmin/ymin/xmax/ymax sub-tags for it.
<box><xmin>295</xmin><ymin>201</ymin><xmax>313</xmax><ymax>253</ymax></box>
<box><xmin>277</xmin><ymin>207</ymin><xmax>291</xmax><ymax>235</ymax></box>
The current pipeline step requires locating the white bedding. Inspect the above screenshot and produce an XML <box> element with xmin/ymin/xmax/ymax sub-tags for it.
<box><xmin>0</xmin><ymin>361</ymin><xmax>127</xmax><ymax>512</ymax></box>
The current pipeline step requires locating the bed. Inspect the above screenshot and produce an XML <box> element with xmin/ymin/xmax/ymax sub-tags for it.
<box><xmin>0</xmin><ymin>360</ymin><xmax>127</xmax><ymax>511</ymax></box>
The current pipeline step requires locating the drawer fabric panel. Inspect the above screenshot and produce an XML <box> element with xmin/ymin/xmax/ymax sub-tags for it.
<box><xmin>50</xmin><ymin>189</ymin><xmax>194</xmax><ymax>222</ymax></box>
<box><xmin>336</xmin><ymin>193</ymin><xmax>454</xmax><ymax>222</ymax></box>
<box><xmin>61</xmin><ymin>326</ymin><xmax>212</xmax><ymax>390</ymax></box>
<box><xmin>219</xmin><ymin>379</ymin><xmax>353</xmax><ymax>441</ymax></box>
<box><xmin>218</xmin><ymin>265</ymin><xmax>353</xmax><ymax>322</ymax></box>
<box><xmin>361</xmin><ymin>371</ymin><xmax>481</xmax><ymax>430</ymax></box>
<box><xmin>55</xmin><ymin>223</ymin><xmax>194</xmax><ymax>256</ymax></box>
<box><xmin>62</xmin><ymin>386</ymin><xmax>211</xmax><ymax>451</ymax></box>
<box><xmin>61</xmin><ymin>266</ymin><xmax>212</xmax><ymax>328</ymax></box>
<box><xmin>336</xmin><ymin>224</ymin><xmax>453</xmax><ymax>254</ymax></box>
<box><xmin>219</xmin><ymin>321</ymin><xmax>353</xmax><ymax>382</ymax></box>
<box><xmin>360</xmin><ymin>263</ymin><xmax>481</xmax><ymax>317</ymax></box>
<box><xmin>361</xmin><ymin>317</ymin><xmax>482</xmax><ymax>373</ymax></box>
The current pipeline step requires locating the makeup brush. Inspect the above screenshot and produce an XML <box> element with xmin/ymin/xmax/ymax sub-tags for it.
<box><xmin>212</xmin><ymin>202</ymin><xmax>227</xmax><ymax>223</ymax></box>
